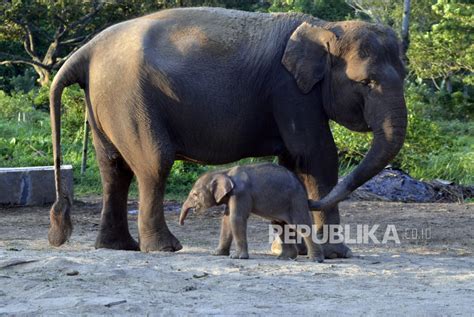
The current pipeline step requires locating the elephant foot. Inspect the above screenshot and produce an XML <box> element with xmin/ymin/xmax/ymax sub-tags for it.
<box><xmin>230</xmin><ymin>251</ymin><xmax>249</xmax><ymax>259</ymax></box>
<box><xmin>212</xmin><ymin>248</ymin><xmax>230</xmax><ymax>256</ymax></box>
<box><xmin>296</xmin><ymin>242</ymin><xmax>307</xmax><ymax>255</ymax></box>
<box><xmin>95</xmin><ymin>230</ymin><xmax>139</xmax><ymax>251</ymax></box>
<box><xmin>323</xmin><ymin>243</ymin><xmax>353</xmax><ymax>259</ymax></box>
<box><xmin>308</xmin><ymin>252</ymin><xmax>325</xmax><ymax>263</ymax></box>
<box><xmin>308</xmin><ymin>256</ymin><xmax>324</xmax><ymax>263</ymax></box>
<box><xmin>277</xmin><ymin>246</ymin><xmax>298</xmax><ymax>260</ymax></box>
<box><xmin>139</xmin><ymin>231</ymin><xmax>183</xmax><ymax>252</ymax></box>
<box><xmin>271</xmin><ymin>239</ymin><xmax>282</xmax><ymax>255</ymax></box>
<box><xmin>272</xmin><ymin>240</ymin><xmax>298</xmax><ymax>259</ymax></box>
<box><xmin>277</xmin><ymin>251</ymin><xmax>298</xmax><ymax>260</ymax></box>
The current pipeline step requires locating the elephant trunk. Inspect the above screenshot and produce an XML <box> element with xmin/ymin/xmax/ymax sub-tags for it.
<box><xmin>179</xmin><ymin>199</ymin><xmax>193</xmax><ymax>226</ymax></box>
<box><xmin>310</xmin><ymin>95</ymin><xmax>407</xmax><ymax>210</ymax></box>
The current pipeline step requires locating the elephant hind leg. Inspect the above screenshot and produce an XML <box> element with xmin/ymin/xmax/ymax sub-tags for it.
<box><xmin>91</xmin><ymin>129</ymin><xmax>139</xmax><ymax>251</ymax></box>
<box><xmin>271</xmin><ymin>221</ymin><xmax>298</xmax><ymax>260</ymax></box>
<box><xmin>130</xmin><ymin>133</ymin><xmax>182</xmax><ymax>253</ymax></box>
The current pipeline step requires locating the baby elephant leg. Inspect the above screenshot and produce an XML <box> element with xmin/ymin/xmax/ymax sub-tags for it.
<box><xmin>271</xmin><ymin>222</ymin><xmax>300</xmax><ymax>259</ymax></box>
<box><xmin>277</xmin><ymin>230</ymin><xmax>298</xmax><ymax>260</ymax></box>
<box><xmin>229</xmin><ymin>214</ymin><xmax>249</xmax><ymax>259</ymax></box>
<box><xmin>292</xmin><ymin>202</ymin><xmax>324</xmax><ymax>262</ymax></box>
<box><xmin>298</xmin><ymin>226</ymin><xmax>324</xmax><ymax>263</ymax></box>
<box><xmin>228</xmin><ymin>197</ymin><xmax>250</xmax><ymax>259</ymax></box>
<box><xmin>213</xmin><ymin>212</ymin><xmax>233</xmax><ymax>256</ymax></box>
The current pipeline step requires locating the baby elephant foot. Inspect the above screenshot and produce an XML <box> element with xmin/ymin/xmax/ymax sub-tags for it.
<box><xmin>277</xmin><ymin>254</ymin><xmax>298</xmax><ymax>260</ymax></box>
<box><xmin>308</xmin><ymin>245</ymin><xmax>325</xmax><ymax>263</ymax></box>
<box><xmin>308</xmin><ymin>255</ymin><xmax>325</xmax><ymax>263</ymax></box>
<box><xmin>212</xmin><ymin>248</ymin><xmax>230</xmax><ymax>256</ymax></box>
<box><xmin>230</xmin><ymin>251</ymin><xmax>249</xmax><ymax>259</ymax></box>
<box><xmin>323</xmin><ymin>242</ymin><xmax>353</xmax><ymax>259</ymax></box>
<box><xmin>277</xmin><ymin>244</ymin><xmax>298</xmax><ymax>260</ymax></box>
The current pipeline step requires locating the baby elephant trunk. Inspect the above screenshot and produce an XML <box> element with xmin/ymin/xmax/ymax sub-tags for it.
<box><xmin>179</xmin><ymin>199</ymin><xmax>193</xmax><ymax>226</ymax></box>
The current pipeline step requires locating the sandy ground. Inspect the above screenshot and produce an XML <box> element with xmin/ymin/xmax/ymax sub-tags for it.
<box><xmin>0</xmin><ymin>199</ymin><xmax>473</xmax><ymax>316</ymax></box>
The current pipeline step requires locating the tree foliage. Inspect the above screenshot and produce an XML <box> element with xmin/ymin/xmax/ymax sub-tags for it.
<box><xmin>0</xmin><ymin>1</ymin><xmax>164</xmax><ymax>86</ymax></box>
<box><xmin>0</xmin><ymin>0</ymin><xmax>271</xmax><ymax>88</ymax></box>
<box><xmin>268</xmin><ymin>0</ymin><xmax>353</xmax><ymax>20</ymax></box>
<box><xmin>408</xmin><ymin>0</ymin><xmax>473</xmax><ymax>87</ymax></box>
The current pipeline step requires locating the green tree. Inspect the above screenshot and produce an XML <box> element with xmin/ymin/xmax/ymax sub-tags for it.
<box><xmin>0</xmin><ymin>0</ymin><xmax>268</xmax><ymax>88</ymax></box>
<box><xmin>0</xmin><ymin>1</ymin><xmax>161</xmax><ymax>86</ymax></box>
<box><xmin>345</xmin><ymin>0</ymin><xmax>398</xmax><ymax>24</ymax></box>
<box><xmin>268</xmin><ymin>0</ymin><xmax>353</xmax><ymax>20</ymax></box>
<box><xmin>408</xmin><ymin>0</ymin><xmax>473</xmax><ymax>90</ymax></box>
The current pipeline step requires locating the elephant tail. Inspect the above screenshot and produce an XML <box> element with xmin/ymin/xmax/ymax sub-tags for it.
<box><xmin>48</xmin><ymin>49</ymin><xmax>88</xmax><ymax>247</ymax></box>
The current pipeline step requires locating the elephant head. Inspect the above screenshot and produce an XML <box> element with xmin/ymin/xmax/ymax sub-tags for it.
<box><xmin>282</xmin><ymin>21</ymin><xmax>407</xmax><ymax>209</ymax></box>
<box><xmin>179</xmin><ymin>172</ymin><xmax>234</xmax><ymax>225</ymax></box>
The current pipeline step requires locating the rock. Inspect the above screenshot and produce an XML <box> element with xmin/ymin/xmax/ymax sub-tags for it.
<box><xmin>349</xmin><ymin>168</ymin><xmax>473</xmax><ymax>203</ymax></box>
<box><xmin>0</xmin><ymin>165</ymin><xmax>73</xmax><ymax>206</ymax></box>
<box><xmin>104</xmin><ymin>300</ymin><xmax>127</xmax><ymax>307</ymax></box>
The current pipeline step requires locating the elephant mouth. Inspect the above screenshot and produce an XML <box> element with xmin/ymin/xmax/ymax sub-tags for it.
<box><xmin>179</xmin><ymin>207</ymin><xmax>192</xmax><ymax>226</ymax></box>
<box><xmin>337</xmin><ymin>115</ymin><xmax>372</xmax><ymax>132</ymax></box>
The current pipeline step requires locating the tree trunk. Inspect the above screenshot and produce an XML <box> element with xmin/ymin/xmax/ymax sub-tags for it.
<box><xmin>401</xmin><ymin>0</ymin><xmax>411</xmax><ymax>63</ymax></box>
<box><xmin>81</xmin><ymin>109</ymin><xmax>90</xmax><ymax>175</ymax></box>
<box><xmin>445</xmin><ymin>77</ymin><xmax>452</xmax><ymax>94</ymax></box>
<box><xmin>33</xmin><ymin>65</ymin><xmax>51</xmax><ymax>86</ymax></box>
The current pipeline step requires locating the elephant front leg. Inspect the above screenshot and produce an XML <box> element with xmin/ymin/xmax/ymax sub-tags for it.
<box><xmin>213</xmin><ymin>211</ymin><xmax>233</xmax><ymax>256</ymax></box>
<box><xmin>278</xmin><ymin>137</ymin><xmax>352</xmax><ymax>259</ymax></box>
<box><xmin>227</xmin><ymin>197</ymin><xmax>250</xmax><ymax>259</ymax></box>
<box><xmin>296</xmin><ymin>153</ymin><xmax>352</xmax><ymax>259</ymax></box>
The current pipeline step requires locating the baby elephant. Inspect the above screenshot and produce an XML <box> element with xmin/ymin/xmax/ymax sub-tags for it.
<box><xmin>179</xmin><ymin>163</ymin><xmax>324</xmax><ymax>262</ymax></box>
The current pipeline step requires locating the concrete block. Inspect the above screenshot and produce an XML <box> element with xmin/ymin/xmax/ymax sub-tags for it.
<box><xmin>0</xmin><ymin>165</ymin><xmax>73</xmax><ymax>206</ymax></box>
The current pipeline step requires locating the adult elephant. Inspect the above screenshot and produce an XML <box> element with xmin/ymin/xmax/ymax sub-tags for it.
<box><xmin>48</xmin><ymin>7</ymin><xmax>407</xmax><ymax>258</ymax></box>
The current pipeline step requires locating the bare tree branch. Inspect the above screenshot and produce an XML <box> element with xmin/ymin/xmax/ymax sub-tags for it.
<box><xmin>431</xmin><ymin>77</ymin><xmax>441</xmax><ymax>91</ymax></box>
<box><xmin>54</xmin><ymin>29</ymin><xmax>102</xmax><ymax>68</ymax></box>
<box><xmin>23</xmin><ymin>24</ymin><xmax>39</xmax><ymax>59</ymax></box>
<box><xmin>60</xmin><ymin>35</ymin><xmax>87</xmax><ymax>45</ymax></box>
<box><xmin>10</xmin><ymin>19</ymin><xmax>39</xmax><ymax>60</ymax></box>
<box><xmin>54</xmin><ymin>1</ymin><xmax>104</xmax><ymax>42</ymax></box>
<box><xmin>345</xmin><ymin>0</ymin><xmax>382</xmax><ymax>23</ymax></box>
<box><xmin>54</xmin><ymin>14</ymin><xmax>67</xmax><ymax>28</ymax></box>
<box><xmin>68</xmin><ymin>2</ymin><xmax>104</xmax><ymax>31</ymax></box>
<box><xmin>1</xmin><ymin>1</ymin><xmax>108</xmax><ymax>85</ymax></box>
<box><xmin>0</xmin><ymin>54</ymin><xmax>50</xmax><ymax>70</ymax></box>
<box><xmin>51</xmin><ymin>0</ymin><xmax>104</xmax><ymax>55</ymax></box>
<box><xmin>401</xmin><ymin>0</ymin><xmax>411</xmax><ymax>60</ymax></box>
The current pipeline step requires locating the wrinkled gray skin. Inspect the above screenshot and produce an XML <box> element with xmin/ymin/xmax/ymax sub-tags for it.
<box><xmin>179</xmin><ymin>163</ymin><xmax>324</xmax><ymax>262</ymax></box>
<box><xmin>48</xmin><ymin>8</ymin><xmax>407</xmax><ymax>259</ymax></box>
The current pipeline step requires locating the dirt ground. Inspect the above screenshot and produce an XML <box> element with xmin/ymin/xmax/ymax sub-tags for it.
<box><xmin>0</xmin><ymin>199</ymin><xmax>473</xmax><ymax>316</ymax></box>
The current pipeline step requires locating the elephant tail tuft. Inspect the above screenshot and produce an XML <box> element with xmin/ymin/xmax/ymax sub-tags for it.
<box><xmin>48</xmin><ymin>48</ymin><xmax>88</xmax><ymax>247</ymax></box>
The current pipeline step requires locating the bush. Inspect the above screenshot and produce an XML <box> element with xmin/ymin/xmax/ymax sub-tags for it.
<box><xmin>331</xmin><ymin>82</ymin><xmax>474</xmax><ymax>185</ymax></box>
<box><xmin>405</xmin><ymin>81</ymin><xmax>473</xmax><ymax>121</ymax></box>
<box><xmin>0</xmin><ymin>85</ymin><xmax>100</xmax><ymax>195</ymax></box>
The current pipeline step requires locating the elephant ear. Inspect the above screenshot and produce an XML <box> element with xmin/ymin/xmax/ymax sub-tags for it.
<box><xmin>210</xmin><ymin>174</ymin><xmax>234</xmax><ymax>204</ymax></box>
<box><xmin>282</xmin><ymin>22</ymin><xmax>336</xmax><ymax>94</ymax></box>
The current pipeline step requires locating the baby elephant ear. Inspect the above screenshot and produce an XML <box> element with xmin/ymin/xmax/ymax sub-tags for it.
<box><xmin>282</xmin><ymin>22</ymin><xmax>336</xmax><ymax>94</ymax></box>
<box><xmin>211</xmin><ymin>174</ymin><xmax>234</xmax><ymax>204</ymax></box>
